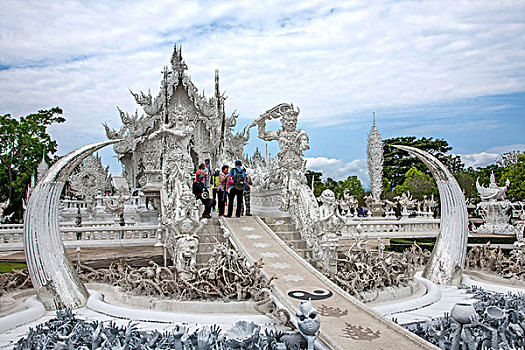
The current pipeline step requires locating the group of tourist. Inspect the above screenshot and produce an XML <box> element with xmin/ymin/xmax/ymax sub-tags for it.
<box><xmin>192</xmin><ymin>159</ymin><xmax>253</xmax><ymax>219</ymax></box>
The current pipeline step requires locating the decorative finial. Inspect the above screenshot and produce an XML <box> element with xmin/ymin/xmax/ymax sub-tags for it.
<box><xmin>490</xmin><ymin>170</ymin><xmax>496</xmax><ymax>185</ymax></box>
<box><xmin>170</xmin><ymin>42</ymin><xmax>187</xmax><ymax>78</ymax></box>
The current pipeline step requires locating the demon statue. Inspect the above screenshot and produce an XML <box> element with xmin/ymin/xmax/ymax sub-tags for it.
<box><xmin>250</xmin><ymin>103</ymin><xmax>310</xmax><ymax>210</ymax></box>
<box><xmin>251</xmin><ymin>103</ymin><xmax>336</xmax><ymax>269</ymax></box>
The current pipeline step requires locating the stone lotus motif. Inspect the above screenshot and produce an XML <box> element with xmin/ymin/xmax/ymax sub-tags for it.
<box><xmin>225</xmin><ymin>320</ymin><xmax>260</xmax><ymax>348</ymax></box>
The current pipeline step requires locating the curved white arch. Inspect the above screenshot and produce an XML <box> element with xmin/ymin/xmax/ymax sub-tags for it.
<box><xmin>393</xmin><ymin>145</ymin><xmax>468</xmax><ymax>285</ymax></box>
<box><xmin>24</xmin><ymin>140</ymin><xmax>121</xmax><ymax>309</ymax></box>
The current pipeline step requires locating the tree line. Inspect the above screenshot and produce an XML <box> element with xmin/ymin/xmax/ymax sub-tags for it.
<box><xmin>307</xmin><ymin>136</ymin><xmax>524</xmax><ymax>205</ymax></box>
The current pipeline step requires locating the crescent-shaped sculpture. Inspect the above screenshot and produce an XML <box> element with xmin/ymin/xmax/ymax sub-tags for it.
<box><xmin>24</xmin><ymin>140</ymin><xmax>121</xmax><ymax>310</ymax></box>
<box><xmin>393</xmin><ymin>145</ymin><xmax>468</xmax><ymax>285</ymax></box>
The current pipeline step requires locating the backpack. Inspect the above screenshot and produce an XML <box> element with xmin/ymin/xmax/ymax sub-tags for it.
<box><xmin>232</xmin><ymin>168</ymin><xmax>245</xmax><ymax>190</ymax></box>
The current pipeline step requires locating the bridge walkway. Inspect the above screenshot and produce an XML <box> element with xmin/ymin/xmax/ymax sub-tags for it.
<box><xmin>222</xmin><ymin>216</ymin><xmax>437</xmax><ymax>350</ymax></box>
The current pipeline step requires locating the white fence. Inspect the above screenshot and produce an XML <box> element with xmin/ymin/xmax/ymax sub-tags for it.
<box><xmin>340</xmin><ymin>218</ymin><xmax>440</xmax><ymax>238</ymax></box>
<box><xmin>0</xmin><ymin>224</ymin><xmax>161</xmax><ymax>250</ymax></box>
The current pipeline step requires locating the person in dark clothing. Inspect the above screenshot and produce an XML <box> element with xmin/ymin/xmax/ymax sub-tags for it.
<box><xmin>226</xmin><ymin>160</ymin><xmax>247</xmax><ymax>218</ymax></box>
<box><xmin>192</xmin><ymin>173</ymin><xmax>215</xmax><ymax>219</ymax></box>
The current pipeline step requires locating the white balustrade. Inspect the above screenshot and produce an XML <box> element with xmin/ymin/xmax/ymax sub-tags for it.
<box><xmin>0</xmin><ymin>224</ymin><xmax>160</xmax><ymax>245</ymax></box>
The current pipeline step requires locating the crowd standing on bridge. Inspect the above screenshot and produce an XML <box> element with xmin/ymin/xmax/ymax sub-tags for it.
<box><xmin>192</xmin><ymin>159</ymin><xmax>252</xmax><ymax>219</ymax></box>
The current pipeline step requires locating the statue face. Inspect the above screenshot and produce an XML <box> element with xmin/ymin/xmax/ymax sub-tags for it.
<box><xmin>296</xmin><ymin>301</ymin><xmax>320</xmax><ymax>336</ymax></box>
<box><xmin>180</xmin><ymin>220</ymin><xmax>194</xmax><ymax>233</ymax></box>
<box><xmin>320</xmin><ymin>189</ymin><xmax>336</xmax><ymax>204</ymax></box>
<box><xmin>180</xmin><ymin>236</ymin><xmax>198</xmax><ymax>256</ymax></box>
<box><xmin>282</xmin><ymin>115</ymin><xmax>297</xmax><ymax>131</ymax></box>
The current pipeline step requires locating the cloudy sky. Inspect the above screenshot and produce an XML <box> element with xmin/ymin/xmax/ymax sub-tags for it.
<box><xmin>1</xmin><ymin>0</ymin><xmax>524</xmax><ymax>188</ymax></box>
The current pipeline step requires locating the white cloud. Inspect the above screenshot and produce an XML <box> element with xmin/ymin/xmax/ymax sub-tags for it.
<box><xmin>460</xmin><ymin>152</ymin><xmax>499</xmax><ymax>169</ymax></box>
<box><xmin>0</xmin><ymin>1</ymin><xmax>524</xmax><ymax>170</ymax></box>
<box><xmin>459</xmin><ymin>144</ymin><xmax>525</xmax><ymax>168</ymax></box>
<box><xmin>305</xmin><ymin>157</ymin><xmax>369</xmax><ymax>188</ymax></box>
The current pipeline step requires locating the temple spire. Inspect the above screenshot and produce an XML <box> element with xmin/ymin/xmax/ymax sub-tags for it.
<box><xmin>367</xmin><ymin>115</ymin><xmax>383</xmax><ymax>201</ymax></box>
<box><xmin>36</xmin><ymin>149</ymin><xmax>49</xmax><ymax>182</ymax></box>
<box><xmin>170</xmin><ymin>43</ymin><xmax>187</xmax><ymax>79</ymax></box>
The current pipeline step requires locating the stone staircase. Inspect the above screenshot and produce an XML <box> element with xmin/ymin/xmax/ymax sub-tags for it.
<box><xmin>260</xmin><ymin>216</ymin><xmax>312</xmax><ymax>259</ymax></box>
<box><xmin>196</xmin><ymin>218</ymin><xmax>227</xmax><ymax>267</ymax></box>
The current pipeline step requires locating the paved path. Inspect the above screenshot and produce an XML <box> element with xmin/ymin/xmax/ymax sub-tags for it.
<box><xmin>223</xmin><ymin>216</ymin><xmax>436</xmax><ymax>350</ymax></box>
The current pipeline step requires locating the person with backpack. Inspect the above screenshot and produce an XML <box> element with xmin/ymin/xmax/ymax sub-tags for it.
<box><xmin>226</xmin><ymin>160</ymin><xmax>247</xmax><ymax>218</ymax></box>
<box><xmin>240</xmin><ymin>169</ymin><xmax>253</xmax><ymax>216</ymax></box>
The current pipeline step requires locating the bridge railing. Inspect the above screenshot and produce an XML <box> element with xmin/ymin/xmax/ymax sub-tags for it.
<box><xmin>0</xmin><ymin>224</ymin><xmax>161</xmax><ymax>244</ymax></box>
<box><xmin>340</xmin><ymin>219</ymin><xmax>440</xmax><ymax>238</ymax></box>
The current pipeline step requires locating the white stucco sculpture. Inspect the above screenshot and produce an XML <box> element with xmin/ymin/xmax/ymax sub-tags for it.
<box><xmin>475</xmin><ymin>171</ymin><xmax>516</xmax><ymax>235</ymax></box>
<box><xmin>394</xmin><ymin>145</ymin><xmax>468</xmax><ymax>285</ymax></box>
<box><xmin>24</xmin><ymin>140</ymin><xmax>121</xmax><ymax>309</ymax></box>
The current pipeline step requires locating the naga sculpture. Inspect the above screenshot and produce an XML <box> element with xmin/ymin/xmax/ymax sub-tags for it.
<box><xmin>393</xmin><ymin>145</ymin><xmax>468</xmax><ymax>285</ymax></box>
<box><xmin>24</xmin><ymin>140</ymin><xmax>121</xmax><ymax>309</ymax></box>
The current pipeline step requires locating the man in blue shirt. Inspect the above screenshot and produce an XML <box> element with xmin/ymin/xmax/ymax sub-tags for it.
<box><xmin>226</xmin><ymin>160</ymin><xmax>247</xmax><ymax>218</ymax></box>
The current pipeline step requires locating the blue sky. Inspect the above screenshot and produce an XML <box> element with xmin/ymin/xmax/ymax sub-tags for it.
<box><xmin>1</xmin><ymin>0</ymin><xmax>524</xmax><ymax>188</ymax></box>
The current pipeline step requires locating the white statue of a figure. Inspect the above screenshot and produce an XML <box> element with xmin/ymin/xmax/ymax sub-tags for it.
<box><xmin>251</xmin><ymin>103</ymin><xmax>309</xmax><ymax>210</ymax></box>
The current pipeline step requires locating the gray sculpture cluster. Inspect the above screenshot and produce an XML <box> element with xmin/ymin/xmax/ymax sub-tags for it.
<box><xmin>1</xmin><ymin>240</ymin><xmax>272</xmax><ymax>303</ymax></box>
<box><xmin>15</xmin><ymin>307</ymin><xmax>314</xmax><ymax>349</ymax></box>
<box><xmin>403</xmin><ymin>285</ymin><xmax>525</xmax><ymax>350</ymax></box>
<box><xmin>0</xmin><ymin>267</ymin><xmax>31</xmax><ymax>297</ymax></box>
<box><xmin>465</xmin><ymin>242</ymin><xmax>525</xmax><ymax>281</ymax></box>
<box><xmin>321</xmin><ymin>242</ymin><xmax>430</xmax><ymax>301</ymax></box>
<box><xmin>79</xmin><ymin>240</ymin><xmax>273</xmax><ymax>302</ymax></box>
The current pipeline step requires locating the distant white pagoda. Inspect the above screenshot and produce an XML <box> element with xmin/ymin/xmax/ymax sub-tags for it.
<box><xmin>367</xmin><ymin>113</ymin><xmax>383</xmax><ymax>202</ymax></box>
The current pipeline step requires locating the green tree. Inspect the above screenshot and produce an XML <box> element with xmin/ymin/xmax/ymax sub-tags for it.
<box><xmin>338</xmin><ymin>175</ymin><xmax>365</xmax><ymax>199</ymax></box>
<box><xmin>395</xmin><ymin>167</ymin><xmax>437</xmax><ymax>201</ymax></box>
<box><xmin>500</xmin><ymin>154</ymin><xmax>525</xmax><ymax>200</ymax></box>
<box><xmin>311</xmin><ymin>174</ymin><xmax>364</xmax><ymax>199</ymax></box>
<box><xmin>383</xmin><ymin>136</ymin><xmax>464</xmax><ymax>191</ymax></box>
<box><xmin>305</xmin><ymin>170</ymin><xmax>322</xmax><ymax>190</ymax></box>
<box><xmin>454</xmin><ymin>172</ymin><xmax>477</xmax><ymax>202</ymax></box>
<box><xmin>0</xmin><ymin>107</ymin><xmax>65</xmax><ymax>222</ymax></box>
